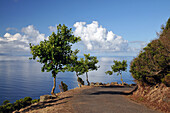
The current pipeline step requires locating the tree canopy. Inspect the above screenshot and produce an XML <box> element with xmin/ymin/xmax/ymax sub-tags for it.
<box><xmin>130</xmin><ymin>18</ymin><xmax>170</xmax><ymax>86</ymax></box>
<box><xmin>29</xmin><ymin>24</ymin><xmax>81</xmax><ymax>95</ymax></box>
<box><xmin>106</xmin><ymin>60</ymin><xmax>127</xmax><ymax>85</ymax></box>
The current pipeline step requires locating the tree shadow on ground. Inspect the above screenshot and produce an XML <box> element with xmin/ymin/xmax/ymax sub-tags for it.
<box><xmin>100</xmin><ymin>85</ymin><xmax>125</xmax><ymax>88</ymax></box>
<box><xmin>90</xmin><ymin>85</ymin><xmax>138</xmax><ymax>95</ymax></box>
<box><xmin>21</xmin><ymin>96</ymin><xmax>73</xmax><ymax>112</ymax></box>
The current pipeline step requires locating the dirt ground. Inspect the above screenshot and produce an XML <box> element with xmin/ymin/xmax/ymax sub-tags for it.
<box><xmin>15</xmin><ymin>85</ymin><xmax>163</xmax><ymax>113</ymax></box>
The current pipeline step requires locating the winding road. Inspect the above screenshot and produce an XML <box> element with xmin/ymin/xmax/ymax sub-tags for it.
<box><xmin>70</xmin><ymin>86</ymin><xmax>161</xmax><ymax>113</ymax></box>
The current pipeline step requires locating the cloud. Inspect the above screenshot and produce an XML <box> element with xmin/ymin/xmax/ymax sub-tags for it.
<box><xmin>73</xmin><ymin>21</ymin><xmax>129</xmax><ymax>51</ymax></box>
<box><xmin>48</xmin><ymin>25</ymin><xmax>57</xmax><ymax>32</ymax></box>
<box><xmin>129</xmin><ymin>41</ymin><xmax>147</xmax><ymax>52</ymax></box>
<box><xmin>0</xmin><ymin>25</ymin><xmax>47</xmax><ymax>55</ymax></box>
<box><xmin>6</xmin><ymin>27</ymin><xmax>18</xmax><ymax>31</ymax></box>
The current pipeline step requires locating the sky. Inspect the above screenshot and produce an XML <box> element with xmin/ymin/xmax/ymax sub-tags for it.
<box><xmin>0</xmin><ymin>0</ymin><xmax>170</xmax><ymax>57</ymax></box>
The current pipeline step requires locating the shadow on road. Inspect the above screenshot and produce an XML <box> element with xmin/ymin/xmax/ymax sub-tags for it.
<box><xmin>90</xmin><ymin>85</ymin><xmax>138</xmax><ymax>95</ymax></box>
<box><xmin>90</xmin><ymin>91</ymin><xmax>131</xmax><ymax>95</ymax></box>
<box><xmin>100</xmin><ymin>85</ymin><xmax>125</xmax><ymax>88</ymax></box>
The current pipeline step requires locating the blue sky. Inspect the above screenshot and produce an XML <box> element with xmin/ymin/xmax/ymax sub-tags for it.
<box><xmin>0</xmin><ymin>0</ymin><xmax>170</xmax><ymax>56</ymax></box>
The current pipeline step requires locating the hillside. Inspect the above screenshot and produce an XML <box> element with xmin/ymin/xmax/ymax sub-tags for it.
<box><xmin>130</xmin><ymin>18</ymin><xmax>170</xmax><ymax>112</ymax></box>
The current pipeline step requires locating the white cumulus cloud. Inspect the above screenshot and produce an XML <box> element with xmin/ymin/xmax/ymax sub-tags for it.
<box><xmin>73</xmin><ymin>21</ymin><xmax>128</xmax><ymax>51</ymax></box>
<box><xmin>0</xmin><ymin>25</ymin><xmax>47</xmax><ymax>55</ymax></box>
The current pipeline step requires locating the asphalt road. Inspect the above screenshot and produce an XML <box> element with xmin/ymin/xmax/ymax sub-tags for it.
<box><xmin>71</xmin><ymin>86</ymin><xmax>161</xmax><ymax>113</ymax></box>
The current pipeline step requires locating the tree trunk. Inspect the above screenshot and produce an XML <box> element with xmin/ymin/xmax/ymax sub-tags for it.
<box><xmin>121</xmin><ymin>74</ymin><xmax>124</xmax><ymax>85</ymax></box>
<box><xmin>51</xmin><ymin>76</ymin><xmax>56</xmax><ymax>96</ymax></box>
<box><xmin>86</xmin><ymin>72</ymin><xmax>90</xmax><ymax>86</ymax></box>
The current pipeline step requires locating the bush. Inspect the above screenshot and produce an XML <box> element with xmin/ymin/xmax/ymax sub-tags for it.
<box><xmin>77</xmin><ymin>77</ymin><xmax>84</xmax><ymax>85</ymax></box>
<box><xmin>31</xmin><ymin>99</ymin><xmax>39</xmax><ymax>104</ymax></box>
<box><xmin>0</xmin><ymin>97</ymin><xmax>39</xmax><ymax>113</ymax></box>
<box><xmin>161</xmin><ymin>74</ymin><xmax>170</xmax><ymax>87</ymax></box>
<box><xmin>130</xmin><ymin>18</ymin><xmax>170</xmax><ymax>86</ymax></box>
<box><xmin>2</xmin><ymin>100</ymin><xmax>10</xmax><ymax>105</ymax></box>
<box><xmin>61</xmin><ymin>81</ymin><xmax>68</xmax><ymax>92</ymax></box>
<box><xmin>3</xmin><ymin>103</ymin><xmax>14</xmax><ymax>113</ymax></box>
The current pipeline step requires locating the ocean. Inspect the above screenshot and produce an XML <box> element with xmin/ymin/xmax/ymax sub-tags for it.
<box><xmin>0</xmin><ymin>55</ymin><xmax>135</xmax><ymax>105</ymax></box>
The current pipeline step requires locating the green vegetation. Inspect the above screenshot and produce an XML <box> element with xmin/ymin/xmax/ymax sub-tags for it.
<box><xmin>81</xmin><ymin>54</ymin><xmax>99</xmax><ymax>86</ymax></box>
<box><xmin>77</xmin><ymin>77</ymin><xmax>84</xmax><ymax>87</ymax></box>
<box><xmin>130</xmin><ymin>18</ymin><xmax>170</xmax><ymax>86</ymax></box>
<box><xmin>0</xmin><ymin>97</ymin><xmax>39</xmax><ymax>113</ymax></box>
<box><xmin>29</xmin><ymin>24</ymin><xmax>81</xmax><ymax>96</ymax></box>
<box><xmin>106</xmin><ymin>60</ymin><xmax>127</xmax><ymax>85</ymax></box>
<box><xmin>60</xmin><ymin>81</ymin><xmax>68</xmax><ymax>92</ymax></box>
<box><xmin>66</xmin><ymin>51</ymin><xmax>99</xmax><ymax>87</ymax></box>
<box><xmin>65</xmin><ymin>49</ymin><xmax>85</xmax><ymax>87</ymax></box>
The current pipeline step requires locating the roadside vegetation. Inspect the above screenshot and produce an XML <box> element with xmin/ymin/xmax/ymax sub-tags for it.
<box><xmin>129</xmin><ymin>18</ymin><xmax>170</xmax><ymax>112</ymax></box>
<box><xmin>0</xmin><ymin>97</ymin><xmax>39</xmax><ymax>113</ymax></box>
<box><xmin>130</xmin><ymin>18</ymin><xmax>170</xmax><ymax>86</ymax></box>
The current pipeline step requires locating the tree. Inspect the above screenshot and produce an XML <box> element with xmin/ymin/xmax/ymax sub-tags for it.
<box><xmin>106</xmin><ymin>60</ymin><xmax>127</xmax><ymax>85</ymax></box>
<box><xmin>82</xmin><ymin>54</ymin><xmax>99</xmax><ymax>86</ymax></box>
<box><xmin>67</xmin><ymin>53</ymin><xmax>99</xmax><ymax>86</ymax></box>
<box><xmin>65</xmin><ymin>49</ymin><xmax>84</xmax><ymax>87</ymax></box>
<box><xmin>130</xmin><ymin>18</ymin><xmax>170</xmax><ymax>86</ymax></box>
<box><xmin>29</xmin><ymin>24</ymin><xmax>81</xmax><ymax>96</ymax></box>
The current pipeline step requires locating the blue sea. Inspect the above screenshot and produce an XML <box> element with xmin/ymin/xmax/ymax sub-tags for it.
<box><xmin>0</xmin><ymin>55</ymin><xmax>135</xmax><ymax>105</ymax></box>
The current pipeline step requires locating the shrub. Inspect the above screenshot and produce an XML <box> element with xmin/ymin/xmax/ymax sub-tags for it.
<box><xmin>130</xmin><ymin>18</ymin><xmax>170</xmax><ymax>86</ymax></box>
<box><xmin>31</xmin><ymin>99</ymin><xmax>39</xmax><ymax>104</ymax></box>
<box><xmin>3</xmin><ymin>103</ymin><xmax>14</xmax><ymax>113</ymax></box>
<box><xmin>2</xmin><ymin>100</ymin><xmax>10</xmax><ymax>105</ymax></box>
<box><xmin>0</xmin><ymin>97</ymin><xmax>39</xmax><ymax>113</ymax></box>
<box><xmin>61</xmin><ymin>81</ymin><xmax>68</xmax><ymax>92</ymax></box>
<box><xmin>77</xmin><ymin>77</ymin><xmax>84</xmax><ymax>85</ymax></box>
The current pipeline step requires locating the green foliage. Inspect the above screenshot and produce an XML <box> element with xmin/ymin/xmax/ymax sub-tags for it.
<box><xmin>66</xmin><ymin>52</ymin><xmax>99</xmax><ymax>86</ymax></box>
<box><xmin>130</xmin><ymin>18</ymin><xmax>170</xmax><ymax>86</ymax></box>
<box><xmin>29</xmin><ymin>24</ymin><xmax>81</xmax><ymax>94</ymax></box>
<box><xmin>105</xmin><ymin>71</ymin><xmax>113</xmax><ymax>75</ymax></box>
<box><xmin>1</xmin><ymin>103</ymin><xmax>14</xmax><ymax>113</ymax></box>
<box><xmin>80</xmin><ymin>54</ymin><xmax>99</xmax><ymax>85</ymax></box>
<box><xmin>31</xmin><ymin>99</ymin><xmax>39</xmax><ymax>104</ymax></box>
<box><xmin>105</xmin><ymin>60</ymin><xmax>127</xmax><ymax>84</ymax></box>
<box><xmin>83</xmin><ymin>54</ymin><xmax>99</xmax><ymax>72</ymax></box>
<box><xmin>3</xmin><ymin>100</ymin><xmax>10</xmax><ymax>105</ymax></box>
<box><xmin>30</xmin><ymin>24</ymin><xmax>81</xmax><ymax>77</ymax></box>
<box><xmin>0</xmin><ymin>97</ymin><xmax>39</xmax><ymax>113</ymax></box>
<box><xmin>161</xmin><ymin>74</ymin><xmax>170</xmax><ymax>87</ymax></box>
<box><xmin>61</xmin><ymin>81</ymin><xmax>68</xmax><ymax>92</ymax></box>
<box><xmin>65</xmin><ymin>49</ymin><xmax>85</xmax><ymax>76</ymax></box>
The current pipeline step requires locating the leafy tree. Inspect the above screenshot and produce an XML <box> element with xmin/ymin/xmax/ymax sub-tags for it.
<box><xmin>65</xmin><ymin>49</ymin><xmax>84</xmax><ymax>87</ymax></box>
<box><xmin>106</xmin><ymin>60</ymin><xmax>127</xmax><ymax>85</ymax></box>
<box><xmin>67</xmin><ymin>53</ymin><xmax>99</xmax><ymax>86</ymax></box>
<box><xmin>82</xmin><ymin>54</ymin><xmax>99</xmax><ymax>86</ymax></box>
<box><xmin>130</xmin><ymin>18</ymin><xmax>170</xmax><ymax>86</ymax></box>
<box><xmin>29</xmin><ymin>24</ymin><xmax>81</xmax><ymax>96</ymax></box>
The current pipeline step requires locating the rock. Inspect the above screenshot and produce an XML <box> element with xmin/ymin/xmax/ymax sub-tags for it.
<box><xmin>106</xmin><ymin>83</ymin><xmax>110</xmax><ymax>86</ymax></box>
<box><xmin>110</xmin><ymin>82</ymin><xmax>118</xmax><ymax>85</ymax></box>
<box><xmin>96</xmin><ymin>82</ymin><xmax>99</xmax><ymax>86</ymax></box>
<box><xmin>90</xmin><ymin>82</ymin><xmax>94</xmax><ymax>86</ymax></box>
<box><xmin>40</xmin><ymin>95</ymin><xmax>52</xmax><ymax>102</ymax></box>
